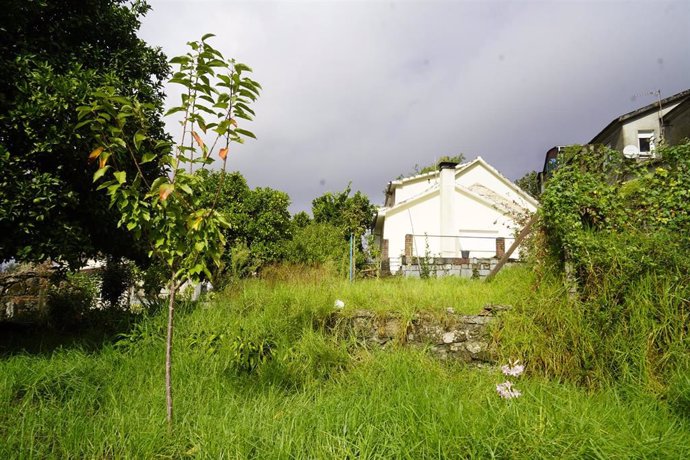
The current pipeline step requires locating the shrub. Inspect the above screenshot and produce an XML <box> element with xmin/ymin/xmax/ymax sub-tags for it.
<box><xmin>47</xmin><ymin>272</ymin><xmax>98</xmax><ymax>331</ymax></box>
<box><xmin>502</xmin><ymin>141</ymin><xmax>690</xmax><ymax>390</ymax></box>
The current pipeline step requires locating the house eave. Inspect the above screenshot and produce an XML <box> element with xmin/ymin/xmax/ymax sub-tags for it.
<box><xmin>590</xmin><ymin>89</ymin><xmax>690</xmax><ymax>144</ymax></box>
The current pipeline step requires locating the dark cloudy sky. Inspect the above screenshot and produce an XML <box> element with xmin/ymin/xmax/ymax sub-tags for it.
<box><xmin>139</xmin><ymin>0</ymin><xmax>690</xmax><ymax>213</ymax></box>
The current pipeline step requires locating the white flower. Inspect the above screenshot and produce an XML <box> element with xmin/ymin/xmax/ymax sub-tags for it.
<box><xmin>496</xmin><ymin>381</ymin><xmax>521</xmax><ymax>399</ymax></box>
<box><xmin>334</xmin><ymin>299</ymin><xmax>345</xmax><ymax>309</ymax></box>
<box><xmin>501</xmin><ymin>359</ymin><xmax>525</xmax><ymax>377</ymax></box>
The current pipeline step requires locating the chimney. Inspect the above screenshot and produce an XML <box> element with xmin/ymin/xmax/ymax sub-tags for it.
<box><xmin>439</xmin><ymin>162</ymin><xmax>458</xmax><ymax>257</ymax></box>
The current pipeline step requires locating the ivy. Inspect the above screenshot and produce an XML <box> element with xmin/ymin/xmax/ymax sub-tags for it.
<box><xmin>540</xmin><ymin>141</ymin><xmax>690</xmax><ymax>299</ymax></box>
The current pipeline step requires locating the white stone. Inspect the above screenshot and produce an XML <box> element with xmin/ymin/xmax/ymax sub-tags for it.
<box><xmin>466</xmin><ymin>341</ymin><xmax>484</xmax><ymax>354</ymax></box>
<box><xmin>442</xmin><ymin>331</ymin><xmax>456</xmax><ymax>343</ymax></box>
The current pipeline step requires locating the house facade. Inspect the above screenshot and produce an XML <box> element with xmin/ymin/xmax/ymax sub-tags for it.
<box><xmin>590</xmin><ymin>89</ymin><xmax>690</xmax><ymax>157</ymax></box>
<box><xmin>373</xmin><ymin>157</ymin><xmax>538</xmax><ymax>275</ymax></box>
<box><xmin>538</xmin><ymin>89</ymin><xmax>690</xmax><ymax>188</ymax></box>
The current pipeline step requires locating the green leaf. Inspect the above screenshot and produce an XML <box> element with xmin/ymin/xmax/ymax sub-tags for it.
<box><xmin>234</xmin><ymin>63</ymin><xmax>253</xmax><ymax>73</ymax></box>
<box><xmin>93</xmin><ymin>166</ymin><xmax>110</xmax><ymax>182</ymax></box>
<box><xmin>114</xmin><ymin>171</ymin><xmax>126</xmax><ymax>184</ymax></box>
<box><xmin>141</xmin><ymin>153</ymin><xmax>156</xmax><ymax>164</ymax></box>
<box><xmin>164</xmin><ymin>106</ymin><xmax>187</xmax><ymax>116</ymax></box>
<box><xmin>178</xmin><ymin>183</ymin><xmax>193</xmax><ymax>195</ymax></box>
<box><xmin>170</xmin><ymin>56</ymin><xmax>191</xmax><ymax>65</ymax></box>
<box><xmin>201</xmin><ymin>33</ymin><xmax>216</xmax><ymax>42</ymax></box>
<box><xmin>75</xmin><ymin>119</ymin><xmax>92</xmax><ymax>130</ymax></box>
<box><xmin>235</xmin><ymin>128</ymin><xmax>256</xmax><ymax>139</ymax></box>
<box><xmin>134</xmin><ymin>131</ymin><xmax>146</xmax><ymax>150</ymax></box>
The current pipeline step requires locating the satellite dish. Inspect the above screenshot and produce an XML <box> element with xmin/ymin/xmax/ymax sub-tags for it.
<box><xmin>623</xmin><ymin>145</ymin><xmax>639</xmax><ymax>158</ymax></box>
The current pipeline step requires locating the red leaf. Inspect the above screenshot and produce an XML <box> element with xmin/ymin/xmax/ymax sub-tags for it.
<box><xmin>192</xmin><ymin>131</ymin><xmax>204</xmax><ymax>149</ymax></box>
<box><xmin>159</xmin><ymin>184</ymin><xmax>174</xmax><ymax>201</ymax></box>
<box><xmin>88</xmin><ymin>147</ymin><xmax>104</xmax><ymax>163</ymax></box>
<box><xmin>219</xmin><ymin>147</ymin><xmax>228</xmax><ymax>160</ymax></box>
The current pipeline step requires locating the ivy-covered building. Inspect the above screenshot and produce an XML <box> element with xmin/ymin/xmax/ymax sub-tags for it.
<box><xmin>538</xmin><ymin>88</ymin><xmax>690</xmax><ymax>190</ymax></box>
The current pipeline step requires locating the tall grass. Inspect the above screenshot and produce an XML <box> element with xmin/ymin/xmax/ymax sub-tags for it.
<box><xmin>497</xmin><ymin>270</ymin><xmax>690</xmax><ymax>395</ymax></box>
<box><xmin>1</xmin><ymin>266</ymin><xmax>689</xmax><ymax>458</ymax></box>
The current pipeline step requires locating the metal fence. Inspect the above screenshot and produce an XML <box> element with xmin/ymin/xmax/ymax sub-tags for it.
<box><xmin>407</xmin><ymin>234</ymin><xmax>514</xmax><ymax>259</ymax></box>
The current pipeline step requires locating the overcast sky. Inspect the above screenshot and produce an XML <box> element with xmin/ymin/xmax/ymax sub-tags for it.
<box><xmin>139</xmin><ymin>0</ymin><xmax>690</xmax><ymax>213</ymax></box>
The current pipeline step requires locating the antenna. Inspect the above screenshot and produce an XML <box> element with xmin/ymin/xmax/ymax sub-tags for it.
<box><xmin>632</xmin><ymin>89</ymin><xmax>664</xmax><ymax>143</ymax></box>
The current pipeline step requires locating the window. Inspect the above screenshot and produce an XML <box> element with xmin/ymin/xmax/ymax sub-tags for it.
<box><xmin>638</xmin><ymin>130</ymin><xmax>655</xmax><ymax>154</ymax></box>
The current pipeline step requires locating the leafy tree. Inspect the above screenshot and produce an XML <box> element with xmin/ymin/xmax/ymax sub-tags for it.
<box><xmin>196</xmin><ymin>169</ymin><xmax>292</xmax><ymax>279</ymax></box>
<box><xmin>78</xmin><ymin>35</ymin><xmax>261</xmax><ymax>426</ymax></box>
<box><xmin>283</xmin><ymin>222</ymin><xmax>349</xmax><ymax>267</ymax></box>
<box><xmin>397</xmin><ymin>154</ymin><xmax>466</xmax><ymax>179</ymax></box>
<box><xmin>243</xmin><ymin>187</ymin><xmax>292</xmax><ymax>263</ymax></box>
<box><xmin>292</xmin><ymin>211</ymin><xmax>312</xmax><ymax>229</ymax></box>
<box><xmin>310</xmin><ymin>185</ymin><xmax>377</xmax><ymax>272</ymax></box>
<box><xmin>312</xmin><ymin>184</ymin><xmax>376</xmax><ymax>240</ymax></box>
<box><xmin>515</xmin><ymin>170</ymin><xmax>541</xmax><ymax>200</ymax></box>
<box><xmin>0</xmin><ymin>0</ymin><xmax>169</xmax><ymax>269</ymax></box>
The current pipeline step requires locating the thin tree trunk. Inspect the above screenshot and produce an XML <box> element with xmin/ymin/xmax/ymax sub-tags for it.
<box><xmin>165</xmin><ymin>276</ymin><xmax>177</xmax><ymax>429</ymax></box>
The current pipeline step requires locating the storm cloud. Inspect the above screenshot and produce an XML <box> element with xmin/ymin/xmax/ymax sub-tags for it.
<box><xmin>139</xmin><ymin>0</ymin><xmax>690</xmax><ymax>212</ymax></box>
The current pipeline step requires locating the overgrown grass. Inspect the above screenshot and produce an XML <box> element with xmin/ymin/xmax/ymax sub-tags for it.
<box><xmin>255</xmin><ymin>262</ymin><xmax>533</xmax><ymax>316</ymax></box>
<box><xmin>1</xmin><ymin>266</ymin><xmax>689</xmax><ymax>458</ymax></box>
<box><xmin>497</xmin><ymin>270</ymin><xmax>690</xmax><ymax>396</ymax></box>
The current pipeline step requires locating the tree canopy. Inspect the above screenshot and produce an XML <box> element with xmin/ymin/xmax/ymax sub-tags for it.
<box><xmin>196</xmin><ymin>170</ymin><xmax>292</xmax><ymax>279</ymax></box>
<box><xmin>515</xmin><ymin>170</ymin><xmax>541</xmax><ymax>200</ymax></box>
<box><xmin>397</xmin><ymin>154</ymin><xmax>466</xmax><ymax>179</ymax></box>
<box><xmin>0</xmin><ymin>0</ymin><xmax>169</xmax><ymax>269</ymax></box>
<box><xmin>312</xmin><ymin>184</ymin><xmax>377</xmax><ymax>239</ymax></box>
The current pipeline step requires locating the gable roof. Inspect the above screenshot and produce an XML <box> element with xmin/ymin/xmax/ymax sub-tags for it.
<box><xmin>590</xmin><ymin>89</ymin><xmax>690</xmax><ymax>144</ymax></box>
<box><xmin>665</xmin><ymin>97</ymin><xmax>690</xmax><ymax>123</ymax></box>
<box><xmin>378</xmin><ymin>156</ymin><xmax>538</xmax><ymax>218</ymax></box>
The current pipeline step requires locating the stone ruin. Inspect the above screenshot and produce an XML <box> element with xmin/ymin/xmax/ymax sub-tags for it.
<box><xmin>328</xmin><ymin>304</ymin><xmax>511</xmax><ymax>364</ymax></box>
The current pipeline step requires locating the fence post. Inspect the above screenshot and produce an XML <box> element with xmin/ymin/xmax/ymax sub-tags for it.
<box><xmin>349</xmin><ymin>233</ymin><xmax>354</xmax><ymax>282</ymax></box>
<box><xmin>404</xmin><ymin>234</ymin><xmax>413</xmax><ymax>262</ymax></box>
<box><xmin>486</xmin><ymin>214</ymin><xmax>536</xmax><ymax>282</ymax></box>
<box><xmin>495</xmin><ymin>237</ymin><xmax>505</xmax><ymax>258</ymax></box>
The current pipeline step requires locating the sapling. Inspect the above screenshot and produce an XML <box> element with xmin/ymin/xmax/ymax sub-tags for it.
<box><xmin>77</xmin><ymin>34</ymin><xmax>261</xmax><ymax>427</ymax></box>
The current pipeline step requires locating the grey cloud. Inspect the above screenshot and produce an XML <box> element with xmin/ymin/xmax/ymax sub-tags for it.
<box><xmin>140</xmin><ymin>0</ymin><xmax>690</xmax><ymax>213</ymax></box>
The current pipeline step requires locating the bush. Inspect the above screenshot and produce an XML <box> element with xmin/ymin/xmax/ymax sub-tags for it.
<box><xmin>100</xmin><ymin>258</ymin><xmax>135</xmax><ymax>308</ymax></box>
<box><xmin>501</xmin><ymin>141</ymin><xmax>690</xmax><ymax>390</ymax></box>
<box><xmin>47</xmin><ymin>272</ymin><xmax>98</xmax><ymax>331</ymax></box>
<box><xmin>282</xmin><ymin>222</ymin><xmax>349</xmax><ymax>272</ymax></box>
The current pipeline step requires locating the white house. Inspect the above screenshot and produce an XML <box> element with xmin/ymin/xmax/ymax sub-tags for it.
<box><xmin>373</xmin><ymin>157</ymin><xmax>538</xmax><ymax>274</ymax></box>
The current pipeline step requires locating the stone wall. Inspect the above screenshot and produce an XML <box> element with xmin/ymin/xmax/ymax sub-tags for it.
<box><xmin>398</xmin><ymin>256</ymin><xmax>500</xmax><ymax>279</ymax></box>
<box><xmin>329</xmin><ymin>304</ymin><xmax>510</xmax><ymax>363</ymax></box>
<box><xmin>0</xmin><ymin>268</ymin><xmax>52</xmax><ymax>323</ymax></box>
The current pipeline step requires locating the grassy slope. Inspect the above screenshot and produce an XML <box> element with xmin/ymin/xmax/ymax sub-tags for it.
<box><xmin>1</xmin><ymin>266</ymin><xmax>689</xmax><ymax>459</ymax></box>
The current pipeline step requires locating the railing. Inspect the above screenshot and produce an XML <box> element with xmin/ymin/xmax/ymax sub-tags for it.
<box><xmin>407</xmin><ymin>234</ymin><xmax>515</xmax><ymax>260</ymax></box>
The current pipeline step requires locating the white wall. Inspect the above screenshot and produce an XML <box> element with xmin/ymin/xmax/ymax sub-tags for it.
<box><xmin>381</xmin><ymin>160</ymin><xmax>536</xmax><ymax>265</ymax></box>
<box><xmin>393</xmin><ymin>174</ymin><xmax>439</xmax><ymax>203</ymax></box>
<box><xmin>383</xmin><ymin>194</ymin><xmax>441</xmax><ymax>258</ymax></box>
<box><xmin>456</xmin><ymin>162</ymin><xmax>536</xmax><ymax>212</ymax></box>
<box><xmin>619</xmin><ymin>102</ymin><xmax>680</xmax><ymax>152</ymax></box>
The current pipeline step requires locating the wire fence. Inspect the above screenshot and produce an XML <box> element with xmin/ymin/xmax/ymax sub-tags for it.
<box><xmin>407</xmin><ymin>234</ymin><xmax>514</xmax><ymax>260</ymax></box>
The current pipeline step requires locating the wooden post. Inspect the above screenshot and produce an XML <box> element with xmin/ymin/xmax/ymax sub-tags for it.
<box><xmin>495</xmin><ymin>237</ymin><xmax>505</xmax><ymax>258</ymax></box>
<box><xmin>485</xmin><ymin>214</ymin><xmax>536</xmax><ymax>282</ymax></box>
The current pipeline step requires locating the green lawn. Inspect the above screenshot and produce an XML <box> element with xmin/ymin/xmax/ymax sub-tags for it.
<box><xmin>1</xmin><ymin>266</ymin><xmax>689</xmax><ymax>458</ymax></box>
